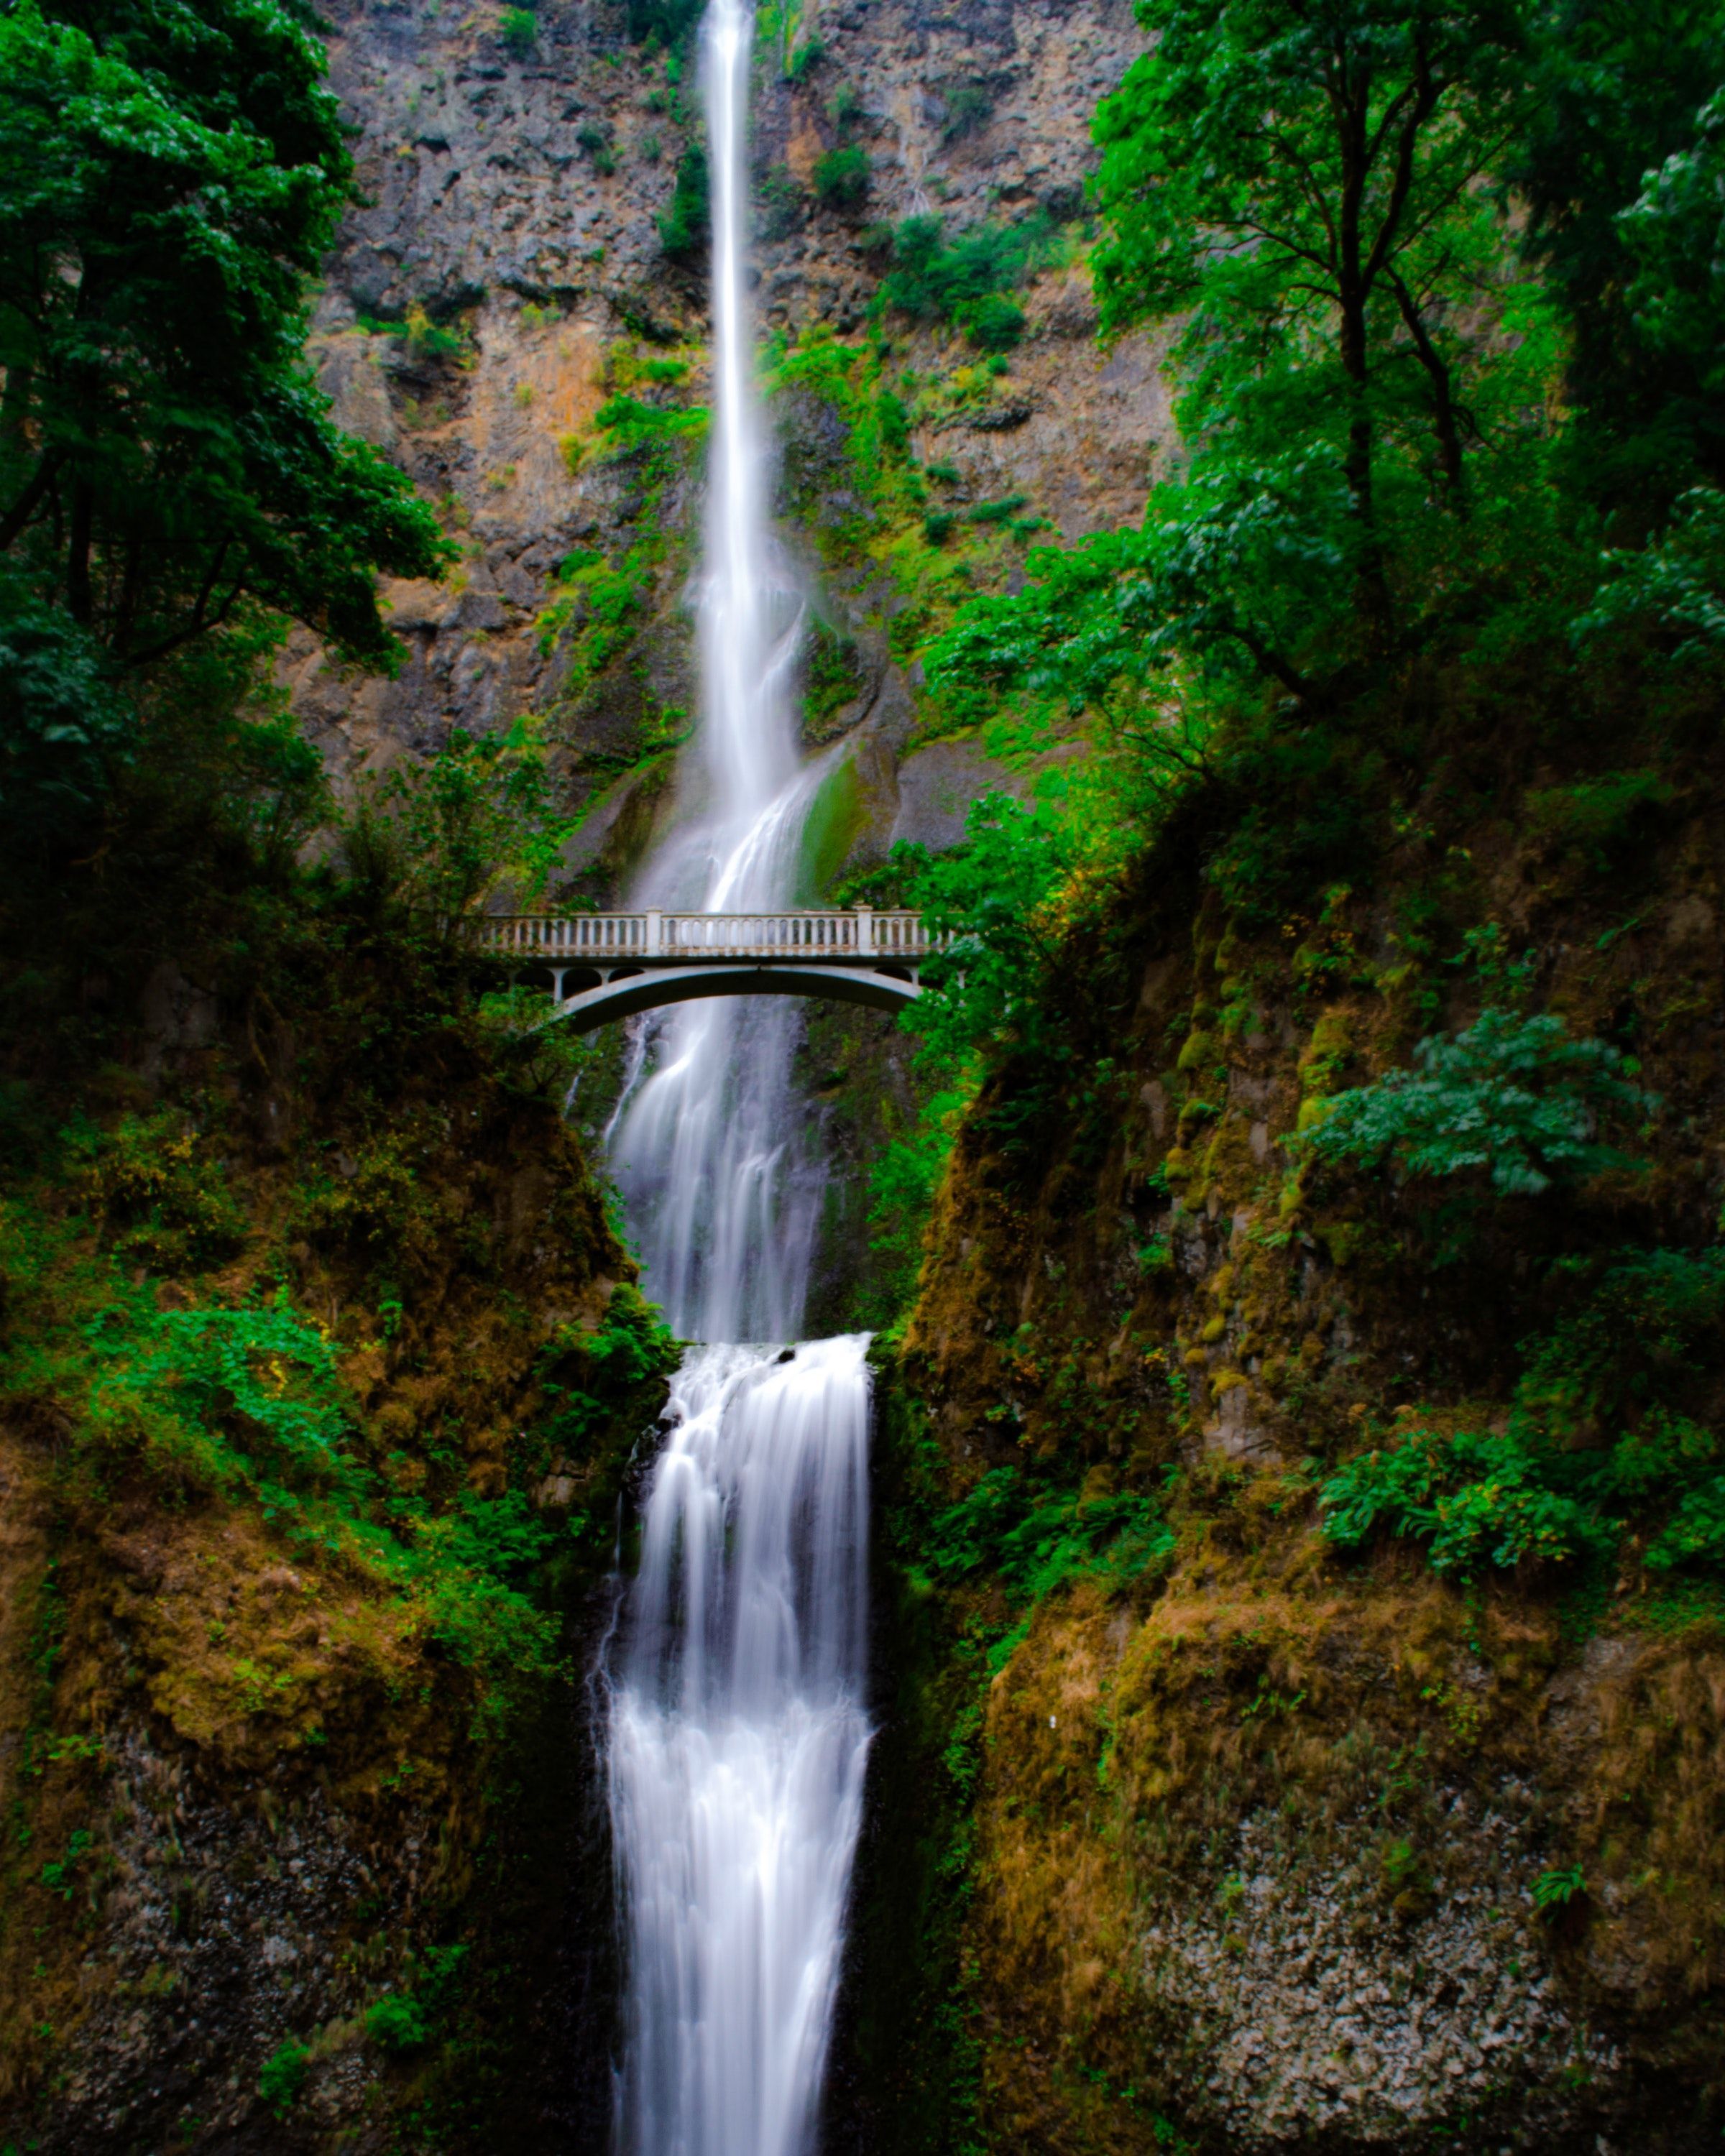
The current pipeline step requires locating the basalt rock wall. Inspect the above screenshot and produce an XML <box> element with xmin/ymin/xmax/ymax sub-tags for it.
<box><xmin>289</xmin><ymin>0</ymin><xmax>1156</xmax><ymax>897</ymax></box>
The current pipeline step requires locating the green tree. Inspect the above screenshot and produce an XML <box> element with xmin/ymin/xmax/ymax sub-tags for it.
<box><xmin>1094</xmin><ymin>0</ymin><xmax>1536</xmax><ymax>579</ymax></box>
<box><xmin>1513</xmin><ymin>0</ymin><xmax>1725</xmax><ymax>515</ymax></box>
<box><xmin>0</xmin><ymin>0</ymin><xmax>448</xmax><ymax>676</ymax></box>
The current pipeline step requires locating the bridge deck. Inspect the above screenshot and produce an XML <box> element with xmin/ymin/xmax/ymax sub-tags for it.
<box><xmin>473</xmin><ymin>908</ymin><xmax>938</xmax><ymax>966</ymax></box>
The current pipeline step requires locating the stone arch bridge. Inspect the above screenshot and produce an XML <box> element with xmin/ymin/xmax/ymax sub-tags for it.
<box><xmin>472</xmin><ymin>909</ymin><xmax>939</xmax><ymax>1033</ymax></box>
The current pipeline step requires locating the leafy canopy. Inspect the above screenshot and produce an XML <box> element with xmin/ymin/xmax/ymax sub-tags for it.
<box><xmin>0</xmin><ymin>0</ymin><xmax>448</xmax><ymax>674</ymax></box>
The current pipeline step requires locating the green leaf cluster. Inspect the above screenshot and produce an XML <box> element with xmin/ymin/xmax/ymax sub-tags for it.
<box><xmin>0</xmin><ymin>1199</ymin><xmax>670</xmax><ymax>1719</ymax></box>
<box><xmin>813</xmin><ymin>143</ymin><xmax>870</xmax><ymax>212</ymax></box>
<box><xmin>338</xmin><ymin>723</ymin><xmax>576</xmax><ymax>924</ymax></box>
<box><xmin>1321</xmin><ymin>1245</ymin><xmax>1725</xmax><ymax>1578</ymax></box>
<box><xmin>0</xmin><ymin>0</ymin><xmax>451</xmax><ymax>842</ymax></box>
<box><xmin>0</xmin><ymin>0</ymin><xmax>449</xmax><ymax>660</ymax></box>
<box><xmin>875</xmin><ymin>212</ymin><xmax>1058</xmax><ymax>349</ymax></box>
<box><xmin>1297</xmin><ymin>1008</ymin><xmax>1656</xmax><ymax>1196</ymax></box>
<box><xmin>658</xmin><ymin>141</ymin><xmax>709</xmax><ymax>260</ymax></box>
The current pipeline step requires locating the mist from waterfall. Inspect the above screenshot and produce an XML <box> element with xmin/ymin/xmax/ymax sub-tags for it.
<box><xmin>602</xmin><ymin>4</ymin><xmax>874</xmax><ymax>2152</ymax></box>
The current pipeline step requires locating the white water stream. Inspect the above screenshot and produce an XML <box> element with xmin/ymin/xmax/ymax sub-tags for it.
<box><xmin>603</xmin><ymin>4</ymin><xmax>873</xmax><ymax>2151</ymax></box>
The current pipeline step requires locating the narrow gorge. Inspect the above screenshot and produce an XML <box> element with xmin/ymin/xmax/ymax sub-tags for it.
<box><xmin>4</xmin><ymin>0</ymin><xmax>1725</xmax><ymax>2151</ymax></box>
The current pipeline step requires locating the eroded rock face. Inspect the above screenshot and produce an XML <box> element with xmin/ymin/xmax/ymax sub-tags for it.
<box><xmin>293</xmin><ymin>0</ymin><xmax>1156</xmax><ymax>887</ymax></box>
<box><xmin>1140</xmin><ymin>1800</ymin><xmax>1609</xmax><ymax>2148</ymax></box>
<box><xmin>32</xmin><ymin>1731</ymin><xmax>415</xmax><ymax>2152</ymax></box>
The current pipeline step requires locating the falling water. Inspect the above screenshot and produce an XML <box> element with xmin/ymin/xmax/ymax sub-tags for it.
<box><xmin>603</xmin><ymin>1</ymin><xmax>873</xmax><ymax>2151</ymax></box>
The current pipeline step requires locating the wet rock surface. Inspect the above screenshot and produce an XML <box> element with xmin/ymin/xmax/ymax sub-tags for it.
<box><xmin>293</xmin><ymin>0</ymin><xmax>1154</xmax><ymax>888</ymax></box>
<box><xmin>27</xmin><ymin>1729</ymin><xmax>404</xmax><ymax>2151</ymax></box>
<box><xmin>1141</xmin><ymin>1800</ymin><xmax>1611</xmax><ymax>2148</ymax></box>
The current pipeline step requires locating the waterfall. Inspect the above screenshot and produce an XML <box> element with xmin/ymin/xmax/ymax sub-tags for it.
<box><xmin>603</xmin><ymin>3</ymin><xmax>874</xmax><ymax>2151</ymax></box>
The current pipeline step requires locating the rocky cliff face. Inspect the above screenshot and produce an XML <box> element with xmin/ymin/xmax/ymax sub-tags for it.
<box><xmin>288</xmin><ymin>0</ymin><xmax>1157</xmax><ymax>894</ymax></box>
<box><xmin>845</xmin><ymin>712</ymin><xmax>1725</xmax><ymax>2153</ymax></box>
<box><xmin>0</xmin><ymin>901</ymin><xmax>668</xmax><ymax>2152</ymax></box>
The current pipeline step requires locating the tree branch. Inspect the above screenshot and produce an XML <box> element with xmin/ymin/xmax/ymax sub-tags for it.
<box><xmin>1386</xmin><ymin>266</ymin><xmax>1468</xmax><ymax>514</ymax></box>
<box><xmin>0</xmin><ymin>448</ymin><xmax>63</xmax><ymax>553</ymax></box>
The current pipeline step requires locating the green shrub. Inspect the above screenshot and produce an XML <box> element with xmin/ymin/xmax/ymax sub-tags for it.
<box><xmin>877</xmin><ymin>213</ymin><xmax>1054</xmax><ymax>349</ymax></box>
<box><xmin>1522</xmin><ymin>768</ymin><xmax>1674</xmax><ymax>871</ymax></box>
<box><xmin>259</xmin><ymin>2039</ymin><xmax>310</xmax><ymax>2117</ymax></box>
<box><xmin>659</xmin><ymin>142</ymin><xmax>709</xmax><ymax>259</ymax></box>
<box><xmin>758</xmin><ymin>162</ymin><xmax>805</xmax><ymax>241</ymax></box>
<box><xmin>626</xmin><ymin>0</ymin><xmax>702</xmax><ymax>44</ymax></box>
<box><xmin>967</xmin><ymin>492</ymin><xmax>1029</xmax><ymax>528</ymax></box>
<box><xmin>1321</xmin><ymin>1246</ymin><xmax>1725</xmax><ymax>1580</ymax></box>
<box><xmin>921</xmin><ymin>1465</ymin><xmax>1174</xmax><ymax>1603</ymax></box>
<box><xmin>1297</xmin><ymin>1008</ymin><xmax>1655</xmax><ymax>1197</ymax></box>
<box><xmin>590</xmin><ymin>395</ymin><xmax>708</xmax><ymax>453</ymax></box>
<box><xmin>498</xmin><ymin>6</ymin><xmax>536</xmax><ymax>58</ymax></box>
<box><xmin>72</xmin><ymin>1111</ymin><xmax>247</xmax><ymax>1269</ymax></box>
<box><xmin>813</xmin><ymin>144</ymin><xmax>870</xmax><ymax>212</ymax></box>
<box><xmin>1320</xmin><ymin>1424</ymin><xmax>1609</xmax><ymax>1575</ymax></box>
<box><xmin>366</xmin><ymin>1991</ymin><xmax>428</xmax><ymax>2052</ymax></box>
<box><xmin>962</xmin><ymin>290</ymin><xmax>1027</xmax><ymax>351</ymax></box>
<box><xmin>941</xmin><ymin>81</ymin><xmax>993</xmax><ymax>142</ymax></box>
<box><xmin>578</xmin><ymin>121</ymin><xmax>615</xmax><ymax>175</ymax></box>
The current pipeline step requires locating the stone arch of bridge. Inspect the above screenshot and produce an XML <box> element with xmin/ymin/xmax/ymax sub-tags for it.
<box><xmin>541</xmin><ymin>962</ymin><xmax>921</xmax><ymax>1036</ymax></box>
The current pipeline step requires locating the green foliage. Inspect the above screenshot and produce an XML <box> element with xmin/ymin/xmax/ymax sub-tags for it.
<box><xmin>919</xmin><ymin>1465</ymin><xmax>1174</xmax><ymax>1626</ymax></box>
<box><xmin>0</xmin><ymin>0</ymin><xmax>450</xmax><ymax>678</ymax></box>
<box><xmin>868</xmin><ymin>1089</ymin><xmax>967</xmax><ymax>1305</ymax></box>
<box><xmin>39</xmin><ymin>1827</ymin><xmax>93</xmax><ymax>1900</ymax></box>
<box><xmin>1619</xmin><ymin>91</ymin><xmax>1725</xmax><ymax>402</ymax></box>
<box><xmin>940</xmin><ymin>81</ymin><xmax>993</xmax><ymax>142</ymax></box>
<box><xmin>0</xmin><ymin>1199</ymin><xmax>574</xmax><ymax>1712</ymax></box>
<box><xmin>1579</xmin><ymin>487</ymin><xmax>1725</xmax><ymax>659</ymax></box>
<box><xmin>1094</xmin><ymin>0</ymin><xmax>1533</xmax><ymax>546</ymax></box>
<box><xmin>875</xmin><ymin>213</ymin><xmax>1053</xmax><ymax>349</ymax></box>
<box><xmin>0</xmin><ymin>579</ymin><xmax>133</xmax><ymax>839</ymax></box>
<box><xmin>366</xmin><ymin>1990</ymin><xmax>428</xmax><ymax>2051</ymax></box>
<box><xmin>498</xmin><ymin>5</ymin><xmax>537</xmax><ymax>57</ymax></box>
<box><xmin>892</xmin><ymin>792</ymin><xmax>1077</xmax><ymax>1075</ymax></box>
<box><xmin>70</xmin><ymin>1111</ymin><xmax>247</xmax><ymax>1268</ymax></box>
<box><xmin>659</xmin><ymin>142</ymin><xmax>709</xmax><ymax>259</ymax></box>
<box><xmin>626</xmin><ymin>0</ymin><xmax>703</xmax><ymax>45</ymax></box>
<box><xmin>812</xmin><ymin>144</ymin><xmax>870</xmax><ymax>211</ymax></box>
<box><xmin>1515</xmin><ymin>0</ymin><xmax>1725</xmax><ymax>511</ymax></box>
<box><xmin>339</xmin><ymin>724</ymin><xmax>575</xmax><ymax>924</ymax></box>
<box><xmin>1320</xmin><ymin>1423</ymin><xmax>1609</xmax><ymax>1573</ymax></box>
<box><xmin>364</xmin><ymin>1940</ymin><xmax>468</xmax><ymax>2054</ymax></box>
<box><xmin>259</xmin><ymin>2038</ymin><xmax>310</xmax><ymax>2118</ymax></box>
<box><xmin>758</xmin><ymin>162</ymin><xmax>806</xmax><ymax>241</ymax></box>
<box><xmin>589</xmin><ymin>395</ymin><xmax>708</xmax><ymax>453</ymax></box>
<box><xmin>578</xmin><ymin>121</ymin><xmax>616</xmax><ymax>175</ymax></box>
<box><xmin>1297</xmin><ymin>1008</ymin><xmax>1655</xmax><ymax>1197</ymax></box>
<box><xmin>535</xmin><ymin>1284</ymin><xmax>681</xmax><ymax>1455</ymax></box>
<box><xmin>1322</xmin><ymin>1246</ymin><xmax>1725</xmax><ymax>1579</ymax></box>
<box><xmin>536</xmin><ymin>550</ymin><xmax>646</xmax><ymax>661</ymax></box>
<box><xmin>1521</xmin><ymin>768</ymin><xmax>1675</xmax><ymax>867</ymax></box>
<box><xmin>1532</xmin><ymin>1864</ymin><xmax>1587</xmax><ymax>1914</ymax></box>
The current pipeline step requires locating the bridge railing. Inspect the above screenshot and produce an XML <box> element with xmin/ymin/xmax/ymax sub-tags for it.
<box><xmin>471</xmin><ymin>908</ymin><xmax>940</xmax><ymax>962</ymax></box>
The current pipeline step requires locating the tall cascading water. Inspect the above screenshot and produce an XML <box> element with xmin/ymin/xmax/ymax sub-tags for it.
<box><xmin>603</xmin><ymin>1</ymin><xmax>874</xmax><ymax>2151</ymax></box>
